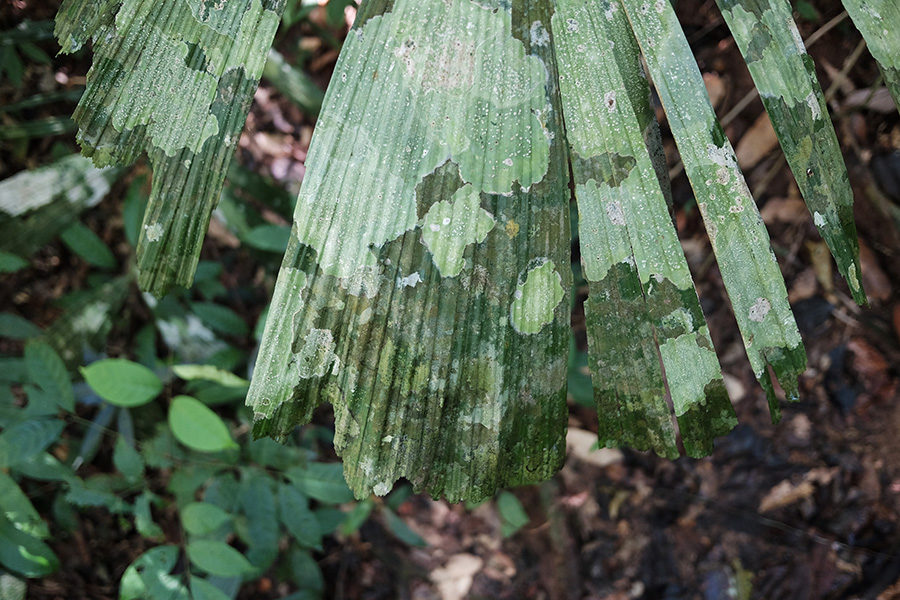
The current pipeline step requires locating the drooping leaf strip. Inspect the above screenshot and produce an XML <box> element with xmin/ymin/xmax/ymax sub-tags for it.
<box><xmin>553</xmin><ymin>0</ymin><xmax>736</xmax><ymax>458</ymax></box>
<box><xmin>54</xmin><ymin>0</ymin><xmax>286</xmax><ymax>295</ymax></box>
<box><xmin>248</xmin><ymin>0</ymin><xmax>571</xmax><ymax>502</ymax></box>
<box><xmin>716</xmin><ymin>0</ymin><xmax>865</xmax><ymax>304</ymax></box>
<box><xmin>841</xmin><ymin>0</ymin><xmax>900</xmax><ymax>112</ymax></box>
<box><xmin>621</xmin><ymin>0</ymin><xmax>806</xmax><ymax>418</ymax></box>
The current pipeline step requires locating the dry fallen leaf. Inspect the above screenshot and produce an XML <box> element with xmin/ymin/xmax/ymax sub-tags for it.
<box><xmin>858</xmin><ymin>241</ymin><xmax>891</xmax><ymax>303</ymax></box>
<box><xmin>431</xmin><ymin>554</ymin><xmax>484</xmax><ymax>600</ymax></box>
<box><xmin>736</xmin><ymin>111</ymin><xmax>779</xmax><ymax>170</ymax></box>
<box><xmin>759</xmin><ymin>468</ymin><xmax>835</xmax><ymax>512</ymax></box>
<box><xmin>760</xmin><ymin>197</ymin><xmax>809</xmax><ymax>225</ymax></box>
<box><xmin>704</xmin><ymin>72</ymin><xmax>726</xmax><ymax>109</ymax></box>
<box><xmin>566</xmin><ymin>427</ymin><xmax>624</xmax><ymax>468</ymax></box>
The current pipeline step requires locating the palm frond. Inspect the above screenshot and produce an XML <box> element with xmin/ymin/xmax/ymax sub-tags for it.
<box><xmin>54</xmin><ymin>0</ymin><xmax>285</xmax><ymax>295</ymax></box>
<box><xmin>622</xmin><ymin>0</ymin><xmax>806</xmax><ymax>417</ymax></box>
<box><xmin>248</xmin><ymin>0</ymin><xmax>570</xmax><ymax>501</ymax></box>
<box><xmin>716</xmin><ymin>0</ymin><xmax>864</xmax><ymax>304</ymax></box>
<box><xmin>842</xmin><ymin>0</ymin><xmax>900</xmax><ymax>111</ymax></box>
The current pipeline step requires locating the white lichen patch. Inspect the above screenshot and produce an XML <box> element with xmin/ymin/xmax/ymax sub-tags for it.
<box><xmin>530</xmin><ymin>21</ymin><xmax>550</xmax><ymax>47</ymax></box>
<box><xmin>292</xmin><ymin>0</ymin><xmax>552</xmax><ymax>282</ymax></box>
<box><xmin>144</xmin><ymin>222</ymin><xmax>164</xmax><ymax>242</ymax></box>
<box><xmin>421</xmin><ymin>184</ymin><xmax>496</xmax><ymax>277</ymax></box>
<box><xmin>294</xmin><ymin>328</ymin><xmax>338</xmax><ymax>378</ymax></box>
<box><xmin>397</xmin><ymin>272</ymin><xmax>423</xmax><ymax>288</ymax></box>
<box><xmin>806</xmin><ymin>91</ymin><xmax>821</xmax><ymax>119</ymax></box>
<box><xmin>813</xmin><ymin>211</ymin><xmax>826</xmax><ymax>228</ymax></box>
<box><xmin>509</xmin><ymin>259</ymin><xmax>565</xmax><ymax>334</ymax></box>
<box><xmin>605</xmin><ymin>200</ymin><xmax>626</xmax><ymax>225</ymax></box>
<box><xmin>748</xmin><ymin>297</ymin><xmax>771</xmax><ymax>322</ymax></box>
<box><xmin>707</xmin><ymin>143</ymin><xmax>738</xmax><ymax>169</ymax></box>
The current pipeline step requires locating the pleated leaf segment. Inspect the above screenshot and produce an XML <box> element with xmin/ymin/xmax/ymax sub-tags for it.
<box><xmin>248</xmin><ymin>0</ymin><xmax>571</xmax><ymax>502</ymax></box>
<box><xmin>54</xmin><ymin>0</ymin><xmax>285</xmax><ymax>295</ymax></box>
<box><xmin>553</xmin><ymin>0</ymin><xmax>736</xmax><ymax>458</ymax></box>
<box><xmin>841</xmin><ymin>0</ymin><xmax>900</xmax><ymax>111</ymax></box>
<box><xmin>716</xmin><ymin>0</ymin><xmax>864</xmax><ymax>304</ymax></box>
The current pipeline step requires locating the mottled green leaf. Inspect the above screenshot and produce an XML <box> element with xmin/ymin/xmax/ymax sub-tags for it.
<box><xmin>0</xmin><ymin>512</ymin><xmax>59</xmax><ymax>578</ymax></box>
<box><xmin>842</xmin><ymin>0</ymin><xmax>900</xmax><ymax>111</ymax></box>
<box><xmin>248</xmin><ymin>0</ymin><xmax>571</xmax><ymax>503</ymax></box>
<box><xmin>555</xmin><ymin>0</ymin><xmax>736</xmax><ymax>456</ymax></box>
<box><xmin>623</xmin><ymin>0</ymin><xmax>806</xmax><ymax>416</ymax></box>
<box><xmin>0</xmin><ymin>154</ymin><xmax>119</xmax><ymax>259</ymax></box>
<box><xmin>0</xmin><ymin>419</ymin><xmax>64</xmax><ymax>469</ymax></box>
<box><xmin>717</xmin><ymin>0</ymin><xmax>864</xmax><ymax>303</ymax></box>
<box><xmin>55</xmin><ymin>0</ymin><xmax>286</xmax><ymax>295</ymax></box>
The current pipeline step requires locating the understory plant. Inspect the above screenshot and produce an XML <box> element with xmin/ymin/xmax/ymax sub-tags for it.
<box><xmin>42</xmin><ymin>0</ymin><xmax>900</xmax><ymax>501</ymax></box>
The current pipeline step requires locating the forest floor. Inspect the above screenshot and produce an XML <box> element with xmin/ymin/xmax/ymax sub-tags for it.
<box><xmin>3</xmin><ymin>0</ymin><xmax>900</xmax><ymax>598</ymax></box>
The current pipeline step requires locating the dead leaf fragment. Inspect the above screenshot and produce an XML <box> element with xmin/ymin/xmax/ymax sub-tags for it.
<box><xmin>431</xmin><ymin>554</ymin><xmax>483</xmax><ymax>600</ymax></box>
<box><xmin>736</xmin><ymin>111</ymin><xmax>778</xmax><ymax>170</ymax></box>
<box><xmin>759</xmin><ymin>468</ymin><xmax>835</xmax><ymax>512</ymax></box>
<box><xmin>704</xmin><ymin>72</ymin><xmax>726</xmax><ymax>109</ymax></box>
<box><xmin>566</xmin><ymin>428</ymin><xmax>624</xmax><ymax>468</ymax></box>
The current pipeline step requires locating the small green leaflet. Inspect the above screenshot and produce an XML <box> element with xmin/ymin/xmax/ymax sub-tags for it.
<box><xmin>59</xmin><ymin>221</ymin><xmax>116</xmax><ymax>269</ymax></box>
<box><xmin>0</xmin><ymin>512</ymin><xmax>59</xmax><ymax>578</ymax></box>
<box><xmin>180</xmin><ymin>502</ymin><xmax>232</xmax><ymax>536</ymax></box>
<box><xmin>496</xmin><ymin>491</ymin><xmax>529</xmax><ymax>537</ymax></box>
<box><xmin>186</xmin><ymin>540</ymin><xmax>255</xmax><ymax>577</ymax></box>
<box><xmin>172</xmin><ymin>364</ymin><xmax>250</xmax><ymax>388</ymax></box>
<box><xmin>81</xmin><ymin>359</ymin><xmax>162</xmax><ymax>407</ymax></box>
<box><xmin>168</xmin><ymin>396</ymin><xmax>238</xmax><ymax>453</ymax></box>
<box><xmin>286</xmin><ymin>462</ymin><xmax>354</xmax><ymax>504</ymax></box>
<box><xmin>54</xmin><ymin>0</ymin><xmax>286</xmax><ymax>296</ymax></box>
<box><xmin>120</xmin><ymin>545</ymin><xmax>189</xmax><ymax>600</ymax></box>
<box><xmin>25</xmin><ymin>341</ymin><xmax>74</xmax><ymax>412</ymax></box>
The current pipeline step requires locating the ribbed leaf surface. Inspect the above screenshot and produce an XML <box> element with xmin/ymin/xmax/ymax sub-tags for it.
<box><xmin>621</xmin><ymin>0</ymin><xmax>806</xmax><ymax>416</ymax></box>
<box><xmin>248</xmin><ymin>0</ymin><xmax>570</xmax><ymax>501</ymax></box>
<box><xmin>842</xmin><ymin>0</ymin><xmax>900</xmax><ymax>110</ymax></box>
<box><xmin>717</xmin><ymin>0</ymin><xmax>864</xmax><ymax>304</ymax></box>
<box><xmin>54</xmin><ymin>0</ymin><xmax>285</xmax><ymax>295</ymax></box>
<box><xmin>554</xmin><ymin>0</ymin><xmax>736</xmax><ymax>457</ymax></box>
